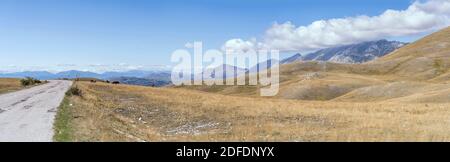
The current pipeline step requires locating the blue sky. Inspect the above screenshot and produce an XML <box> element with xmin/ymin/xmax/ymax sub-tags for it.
<box><xmin>0</xmin><ymin>0</ymin><xmax>445</xmax><ymax>72</ymax></box>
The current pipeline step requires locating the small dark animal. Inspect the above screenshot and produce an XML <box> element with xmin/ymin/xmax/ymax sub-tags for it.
<box><xmin>90</xmin><ymin>80</ymin><xmax>97</xmax><ymax>83</ymax></box>
<box><xmin>106</xmin><ymin>80</ymin><xmax>110</xmax><ymax>83</ymax></box>
<box><xmin>112</xmin><ymin>81</ymin><xmax>120</xmax><ymax>84</ymax></box>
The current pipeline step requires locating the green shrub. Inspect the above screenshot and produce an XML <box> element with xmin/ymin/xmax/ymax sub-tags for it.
<box><xmin>20</xmin><ymin>77</ymin><xmax>41</xmax><ymax>87</ymax></box>
<box><xmin>20</xmin><ymin>78</ymin><xmax>30</xmax><ymax>86</ymax></box>
<box><xmin>66</xmin><ymin>86</ymin><xmax>82</xmax><ymax>97</ymax></box>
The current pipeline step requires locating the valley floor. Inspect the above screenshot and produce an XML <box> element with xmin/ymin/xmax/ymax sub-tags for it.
<box><xmin>55</xmin><ymin>81</ymin><xmax>450</xmax><ymax>142</ymax></box>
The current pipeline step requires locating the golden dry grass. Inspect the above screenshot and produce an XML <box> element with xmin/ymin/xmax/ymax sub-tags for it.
<box><xmin>59</xmin><ymin>81</ymin><xmax>450</xmax><ymax>142</ymax></box>
<box><xmin>55</xmin><ymin>27</ymin><xmax>450</xmax><ymax>142</ymax></box>
<box><xmin>0</xmin><ymin>78</ymin><xmax>23</xmax><ymax>94</ymax></box>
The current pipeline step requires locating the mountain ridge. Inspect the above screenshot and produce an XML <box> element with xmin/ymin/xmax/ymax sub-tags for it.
<box><xmin>282</xmin><ymin>39</ymin><xmax>407</xmax><ymax>64</ymax></box>
<box><xmin>0</xmin><ymin>70</ymin><xmax>172</xmax><ymax>80</ymax></box>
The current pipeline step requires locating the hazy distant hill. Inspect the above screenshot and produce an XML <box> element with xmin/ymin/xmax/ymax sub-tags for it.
<box><xmin>0</xmin><ymin>71</ymin><xmax>56</xmax><ymax>80</ymax></box>
<box><xmin>109</xmin><ymin>77</ymin><xmax>171</xmax><ymax>87</ymax></box>
<box><xmin>56</xmin><ymin>70</ymin><xmax>101</xmax><ymax>79</ymax></box>
<box><xmin>0</xmin><ymin>70</ymin><xmax>171</xmax><ymax>81</ymax></box>
<box><xmin>282</xmin><ymin>39</ymin><xmax>407</xmax><ymax>64</ymax></box>
<box><xmin>196</xmin><ymin>64</ymin><xmax>248</xmax><ymax>80</ymax></box>
<box><xmin>101</xmin><ymin>70</ymin><xmax>171</xmax><ymax>79</ymax></box>
<box><xmin>280</xmin><ymin>54</ymin><xmax>302</xmax><ymax>64</ymax></box>
<box><xmin>248</xmin><ymin>59</ymin><xmax>279</xmax><ymax>74</ymax></box>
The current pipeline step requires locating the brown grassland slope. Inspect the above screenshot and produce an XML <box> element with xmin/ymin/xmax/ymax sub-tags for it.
<box><xmin>57</xmin><ymin>81</ymin><xmax>450</xmax><ymax>142</ymax></box>
<box><xmin>0</xmin><ymin>78</ymin><xmax>23</xmax><ymax>94</ymax></box>
<box><xmin>54</xmin><ymin>26</ymin><xmax>450</xmax><ymax>142</ymax></box>
<box><xmin>362</xmin><ymin>26</ymin><xmax>450</xmax><ymax>80</ymax></box>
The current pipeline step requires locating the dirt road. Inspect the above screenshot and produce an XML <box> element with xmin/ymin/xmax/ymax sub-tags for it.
<box><xmin>0</xmin><ymin>80</ymin><xmax>72</xmax><ymax>142</ymax></box>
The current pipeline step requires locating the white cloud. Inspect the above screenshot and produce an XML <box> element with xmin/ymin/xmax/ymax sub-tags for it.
<box><xmin>185</xmin><ymin>42</ymin><xmax>194</xmax><ymax>48</ymax></box>
<box><xmin>56</xmin><ymin>64</ymin><xmax>76</xmax><ymax>67</ymax></box>
<box><xmin>224</xmin><ymin>0</ymin><xmax>450</xmax><ymax>52</ymax></box>
<box><xmin>221</xmin><ymin>38</ymin><xmax>259</xmax><ymax>52</ymax></box>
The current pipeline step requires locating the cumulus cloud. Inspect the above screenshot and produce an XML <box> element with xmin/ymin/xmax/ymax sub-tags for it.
<box><xmin>224</xmin><ymin>0</ymin><xmax>450</xmax><ymax>52</ymax></box>
<box><xmin>221</xmin><ymin>38</ymin><xmax>259</xmax><ymax>53</ymax></box>
<box><xmin>185</xmin><ymin>42</ymin><xmax>194</xmax><ymax>48</ymax></box>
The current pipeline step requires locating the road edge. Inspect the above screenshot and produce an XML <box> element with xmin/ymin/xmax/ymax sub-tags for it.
<box><xmin>53</xmin><ymin>96</ymin><xmax>74</xmax><ymax>142</ymax></box>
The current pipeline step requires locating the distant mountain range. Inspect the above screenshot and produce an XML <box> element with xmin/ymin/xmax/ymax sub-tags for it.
<box><xmin>109</xmin><ymin>77</ymin><xmax>171</xmax><ymax>87</ymax></box>
<box><xmin>197</xmin><ymin>64</ymin><xmax>248</xmax><ymax>80</ymax></box>
<box><xmin>193</xmin><ymin>59</ymin><xmax>281</xmax><ymax>81</ymax></box>
<box><xmin>0</xmin><ymin>39</ymin><xmax>406</xmax><ymax>86</ymax></box>
<box><xmin>0</xmin><ymin>70</ymin><xmax>171</xmax><ymax>81</ymax></box>
<box><xmin>282</xmin><ymin>39</ymin><xmax>407</xmax><ymax>64</ymax></box>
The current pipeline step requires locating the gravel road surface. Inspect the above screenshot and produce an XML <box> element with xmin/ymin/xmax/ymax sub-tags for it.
<box><xmin>0</xmin><ymin>80</ymin><xmax>72</xmax><ymax>142</ymax></box>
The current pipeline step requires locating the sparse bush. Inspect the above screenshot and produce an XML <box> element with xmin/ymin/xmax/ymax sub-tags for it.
<box><xmin>66</xmin><ymin>86</ymin><xmax>82</xmax><ymax>97</ymax></box>
<box><xmin>20</xmin><ymin>79</ymin><xmax>30</xmax><ymax>86</ymax></box>
<box><xmin>20</xmin><ymin>77</ymin><xmax>42</xmax><ymax>87</ymax></box>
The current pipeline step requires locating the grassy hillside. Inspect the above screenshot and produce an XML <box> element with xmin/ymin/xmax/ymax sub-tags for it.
<box><xmin>56</xmin><ymin>81</ymin><xmax>450</xmax><ymax>142</ymax></box>
<box><xmin>357</xmin><ymin>27</ymin><xmax>450</xmax><ymax>80</ymax></box>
